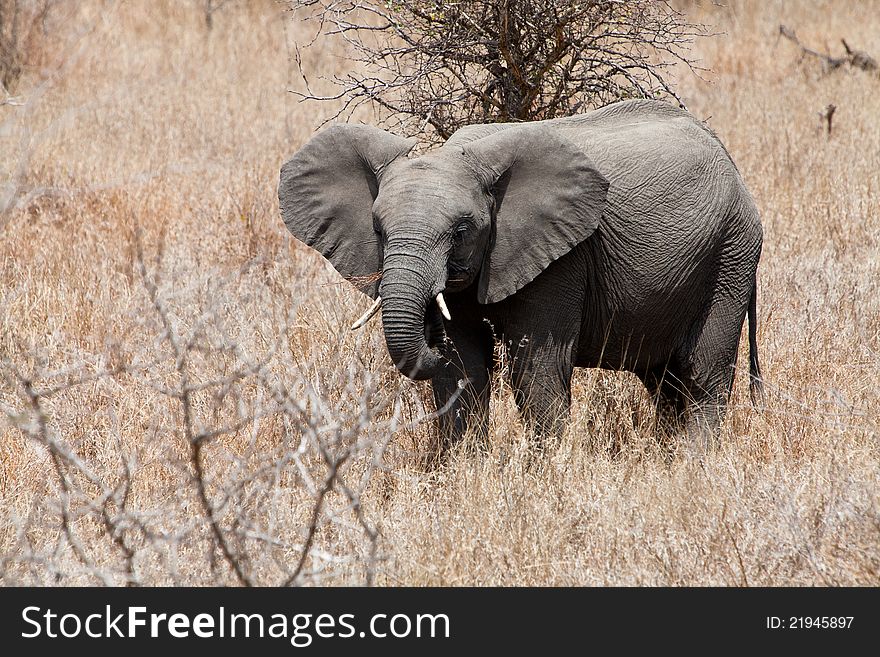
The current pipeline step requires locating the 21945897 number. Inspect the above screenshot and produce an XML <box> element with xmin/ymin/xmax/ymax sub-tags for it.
<box><xmin>766</xmin><ymin>617</ymin><xmax>854</xmax><ymax>629</ymax></box>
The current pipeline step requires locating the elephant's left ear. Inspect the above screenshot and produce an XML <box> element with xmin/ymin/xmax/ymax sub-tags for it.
<box><xmin>463</xmin><ymin>125</ymin><xmax>609</xmax><ymax>304</ymax></box>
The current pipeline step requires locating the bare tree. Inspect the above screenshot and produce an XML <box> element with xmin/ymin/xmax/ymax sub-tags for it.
<box><xmin>0</xmin><ymin>0</ymin><xmax>55</xmax><ymax>93</ymax></box>
<box><xmin>289</xmin><ymin>0</ymin><xmax>708</xmax><ymax>140</ymax></box>
<box><xmin>203</xmin><ymin>0</ymin><xmax>233</xmax><ymax>31</ymax></box>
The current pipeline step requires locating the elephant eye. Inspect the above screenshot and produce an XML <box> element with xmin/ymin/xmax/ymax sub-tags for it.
<box><xmin>452</xmin><ymin>220</ymin><xmax>472</xmax><ymax>245</ymax></box>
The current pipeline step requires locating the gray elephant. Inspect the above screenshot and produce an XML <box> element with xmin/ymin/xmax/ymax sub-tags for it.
<box><xmin>278</xmin><ymin>99</ymin><xmax>764</xmax><ymax>453</ymax></box>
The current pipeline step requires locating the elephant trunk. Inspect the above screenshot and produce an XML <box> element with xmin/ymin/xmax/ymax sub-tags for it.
<box><xmin>379</xmin><ymin>249</ymin><xmax>448</xmax><ymax>381</ymax></box>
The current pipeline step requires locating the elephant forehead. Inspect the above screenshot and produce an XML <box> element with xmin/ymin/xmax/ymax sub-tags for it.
<box><xmin>376</xmin><ymin>157</ymin><xmax>481</xmax><ymax>217</ymax></box>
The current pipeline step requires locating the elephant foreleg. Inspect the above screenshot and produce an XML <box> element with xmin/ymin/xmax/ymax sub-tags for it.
<box><xmin>639</xmin><ymin>366</ymin><xmax>688</xmax><ymax>438</ymax></box>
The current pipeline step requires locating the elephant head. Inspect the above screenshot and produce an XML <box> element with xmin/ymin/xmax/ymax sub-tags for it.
<box><xmin>279</xmin><ymin>123</ymin><xmax>609</xmax><ymax>380</ymax></box>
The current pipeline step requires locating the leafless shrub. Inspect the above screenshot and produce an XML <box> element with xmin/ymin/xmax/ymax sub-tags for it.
<box><xmin>289</xmin><ymin>0</ymin><xmax>709</xmax><ymax>140</ymax></box>
<box><xmin>0</xmin><ymin>232</ymin><xmax>431</xmax><ymax>586</ymax></box>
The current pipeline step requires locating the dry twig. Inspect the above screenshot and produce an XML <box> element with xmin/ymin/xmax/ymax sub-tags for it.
<box><xmin>779</xmin><ymin>25</ymin><xmax>878</xmax><ymax>74</ymax></box>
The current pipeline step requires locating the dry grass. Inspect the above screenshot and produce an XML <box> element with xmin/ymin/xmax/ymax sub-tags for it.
<box><xmin>1</xmin><ymin>0</ymin><xmax>878</xmax><ymax>586</ymax></box>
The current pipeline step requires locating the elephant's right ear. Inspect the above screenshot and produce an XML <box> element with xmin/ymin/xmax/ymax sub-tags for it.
<box><xmin>279</xmin><ymin>125</ymin><xmax>416</xmax><ymax>298</ymax></box>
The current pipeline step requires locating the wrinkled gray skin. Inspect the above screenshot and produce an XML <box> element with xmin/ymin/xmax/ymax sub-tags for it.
<box><xmin>279</xmin><ymin>100</ymin><xmax>764</xmax><ymax>453</ymax></box>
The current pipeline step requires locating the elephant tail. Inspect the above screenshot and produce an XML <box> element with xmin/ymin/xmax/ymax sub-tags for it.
<box><xmin>748</xmin><ymin>276</ymin><xmax>765</xmax><ymax>410</ymax></box>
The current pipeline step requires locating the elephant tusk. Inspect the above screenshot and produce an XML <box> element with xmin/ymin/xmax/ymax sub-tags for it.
<box><xmin>436</xmin><ymin>293</ymin><xmax>452</xmax><ymax>321</ymax></box>
<box><xmin>350</xmin><ymin>296</ymin><xmax>382</xmax><ymax>330</ymax></box>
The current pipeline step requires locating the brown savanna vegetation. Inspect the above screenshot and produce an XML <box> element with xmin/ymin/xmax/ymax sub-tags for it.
<box><xmin>1</xmin><ymin>1</ymin><xmax>877</xmax><ymax>585</ymax></box>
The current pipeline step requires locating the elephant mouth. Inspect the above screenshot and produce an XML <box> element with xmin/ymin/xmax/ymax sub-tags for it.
<box><xmin>424</xmin><ymin>298</ymin><xmax>449</xmax><ymax>354</ymax></box>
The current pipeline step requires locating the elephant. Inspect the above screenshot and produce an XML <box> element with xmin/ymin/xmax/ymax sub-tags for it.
<box><xmin>278</xmin><ymin>99</ymin><xmax>764</xmax><ymax>454</ymax></box>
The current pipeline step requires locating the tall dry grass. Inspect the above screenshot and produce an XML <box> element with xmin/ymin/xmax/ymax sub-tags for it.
<box><xmin>0</xmin><ymin>0</ymin><xmax>877</xmax><ymax>585</ymax></box>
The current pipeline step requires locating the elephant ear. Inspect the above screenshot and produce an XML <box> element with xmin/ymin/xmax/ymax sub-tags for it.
<box><xmin>279</xmin><ymin>124</ymin><xmax>416</xmax><ymax>298</ymax></box>
<box><xmin>463</xmin><ymin>125</ymin><xmax>609</xmax><ymax>305</ymax></box>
